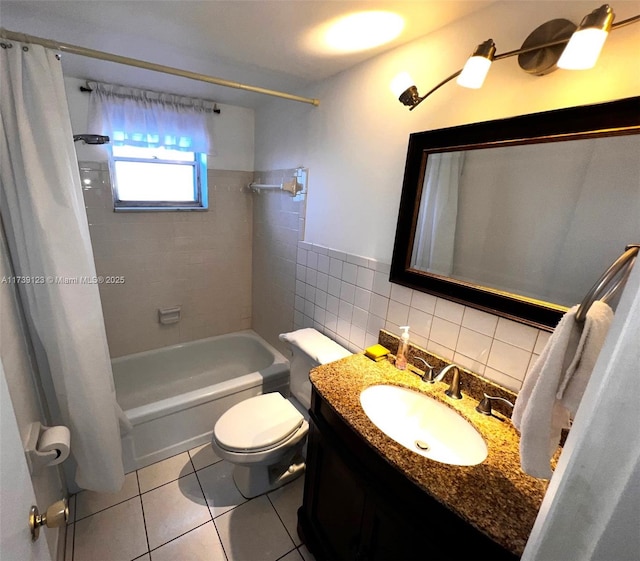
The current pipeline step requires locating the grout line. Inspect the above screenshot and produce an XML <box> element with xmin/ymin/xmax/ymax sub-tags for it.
<box><xmin>70</xmin><ymin>520</ymin><xmax>75</xmax><ymax>561</ymax></box>
<box><xmin>136</xmin><ymin>471</ymin><xmax>151</xmax><ymax>557</ymax></box>
<box><xmin>274</xmin><ymin>546</ymin><xmax>299</xmax><ymax>561</ymax></box>
<box><xmin>267</xmin><ymin>492</ymin><xmax>298</xmax><ymax>548</ymax></box>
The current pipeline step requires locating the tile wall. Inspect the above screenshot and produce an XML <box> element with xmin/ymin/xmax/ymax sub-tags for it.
<box><xmin>251</xmin><ymin>168</ymin><xmax>305</xmax><ymax>355</ymax></box>
<box><xmin>294</xmin><ymin>242</ymin><xmax>552</xmax><ymax>392</ymax></box>
<box><xmin>81</xmin><ymin>162</ymin><xmax>253</xmax><ymax>358</ymax></box>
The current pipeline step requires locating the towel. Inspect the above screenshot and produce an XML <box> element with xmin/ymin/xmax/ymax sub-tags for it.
<box><xmin>512</xmin><ymin>301</ymin><xmax>613</xmax><ymax>479</ymax></box>
<box><xmin>279</xmin><ymin>328</ymin><xmax>351</xmax><ymax>365</ymax></box>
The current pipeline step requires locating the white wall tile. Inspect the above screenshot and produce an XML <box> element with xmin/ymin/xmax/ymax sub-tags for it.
<box><xmin>295</xmin><ymin>241</ymin><xmax>549</xmax><ymax>380</ymax></box>
<box><xmin>338</xmin><ymin>300</ymin><xmax>354</xmax><ymax>322</ymax></box>
<box><xmin>352</xmin><ymin>307</ymin><xmax>369</xmax><ymax>330</ymax></box>
<box><xmin>429</xmin><ymin>317</ymin><xmax>460</xmax><ymax>350</ymax></box>
<box><xmin>342</xmin><ymin>262</ymin><xmax>358</xmax><ymax>284</ymax></box>
<box><xmin>495</xmin><ymin>317</ymin><xmax>539</xmax><ymax>351</ymax></box>
<box><xmin>354</xmin><ymin>287</ymin><xmax>372</xmax><ymax>311</ymax></box>
<box><xmin>387</xmin><ymin>300</ymin><xmax>409</xmax><ymax>326</ymax></box>
<box><xmin>329</xmin><ymin>258</ymin><xmax>343</xmax><ymax>279</ymax></box>
<box><xmin>340</xmin><ymin>282</ymin><xmax>356</xmax><ymax>304</ymax></box>
<box><xmin>317</xmin><ymin>254</ymin><xmax>330</xmax><ymax>274</ymax></box>
<box><xmin>326</xmin><ymin>294</ymin><xmax>340</xmax><ymax>315</ymax></box>
<box><xmin>327</xmin><ymin>276</ymin><xmax>341</xmax><ymax>297</ymax></box>
<box><xmin>456</xmin><ymin>327</ymin><xmax>492</xmax><ymax>365</ymax></box>
<box><xmin>410</xmin><ymin>291</ymin><xmax>436</xmax><ymax>315</ymax></box>
<box><xmin>487</xmin><ymin>340</ymin><xmax>532</xmax><ymax>381</ymax></box>
<box><xmin>372</xmin><ymin>271</ymin><xmax>391</xmax><ymax>297</ymax></box>
<box><xmin>407</xmin><ymin>308</ymin><xmax>433</xmax><ymax>339</ymax></box>
<box><xmin>306</xmin><ymin>251</ymin><xmax>318</xmax><ymax>270</ymax></box>
<box><xmin>390</xmin><ymin>284</ymin><xmax>412</xmax><ymax>305</ymax></box>
<box><xmin>461</xmin><ymin>307</ymin><xmax>499</xmax><ymax>336</ymax></box>
<box><xmin>356</xmin><ymin>267</ymin><xmax>374</xmax><ymax>291</ymax></box>
<box><xmin>434</xmin><ymin>298</ymin><xmax>465</xmax><ymax>324</ymax></box>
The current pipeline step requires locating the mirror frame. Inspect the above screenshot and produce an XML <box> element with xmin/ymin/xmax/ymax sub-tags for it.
<box><xmin>390</xmin><ymin>96</ymin><xmax>640</xmax><ymax>330</ymax></box>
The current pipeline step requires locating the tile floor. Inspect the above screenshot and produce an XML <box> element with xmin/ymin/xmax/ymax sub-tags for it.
<box><xmin>65</xmin><ymin>443</ymin><xmax>315</xmax><ymax>561</ymax></box>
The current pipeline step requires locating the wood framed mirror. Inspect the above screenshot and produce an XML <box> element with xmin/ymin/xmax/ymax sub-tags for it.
<box><xmin>390</xmin><ymin>97</ymin><xmax>640</xmax><ymax>330</ymax></box>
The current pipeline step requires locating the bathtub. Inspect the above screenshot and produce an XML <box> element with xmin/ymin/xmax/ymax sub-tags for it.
<box><xmin>111</xmin><ymin>330</ymin><xmax>290</xmax><ymax>472</ymax></box>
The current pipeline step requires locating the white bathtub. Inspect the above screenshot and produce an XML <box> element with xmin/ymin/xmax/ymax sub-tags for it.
<box><xmin>112</xmin><ymin>330</ymin><xmax>290</xmax><ymax>472</ymax></box>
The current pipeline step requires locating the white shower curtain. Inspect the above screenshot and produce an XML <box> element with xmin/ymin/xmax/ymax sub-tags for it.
<box><xmin>0</xmin><ymin>41</ymin><xmax>129</xmax><ymax>492</ymax></box>
<box><xmin>411</xmin><ymin>152</ymin><xmax>465</xmax><ymax>276</ymax></box>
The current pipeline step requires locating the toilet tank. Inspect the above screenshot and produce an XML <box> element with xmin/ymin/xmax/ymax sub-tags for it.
<box><xmin>279</xmin><ymin>329</ymin><xmax>351</xmax><ymax>409</ymax></box>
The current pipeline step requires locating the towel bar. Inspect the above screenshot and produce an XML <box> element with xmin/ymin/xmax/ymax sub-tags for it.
<box><xmin>575</xmin><ymin>244</ymin><xmax>639</xmax><ymax>322</ymax></box>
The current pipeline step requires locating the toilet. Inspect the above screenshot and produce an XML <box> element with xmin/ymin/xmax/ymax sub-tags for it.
<box><xmin>211</xmin><ymin>328</ymin><xmax>351</xmax><ymax>498</ymax></box>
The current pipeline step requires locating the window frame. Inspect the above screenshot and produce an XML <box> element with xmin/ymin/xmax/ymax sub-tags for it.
<box><xmin>110</xmin><ymin>147</ymin><xmax>208</xmax><ymax>212</ymax></box>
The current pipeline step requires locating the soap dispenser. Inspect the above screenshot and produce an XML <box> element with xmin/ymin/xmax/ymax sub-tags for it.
<box><xmin>396</xmin><ymin>326</ymin><xmax>410</xmax><ymax>370</ymax></box>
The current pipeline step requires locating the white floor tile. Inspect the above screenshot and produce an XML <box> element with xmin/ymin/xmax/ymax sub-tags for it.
<box><xmin>150</xmin><ymin>521</ymin><xmax>226</xmax><ymax>561</ymax></box>
<box><xmin>138</xmin><ymin>452</ymin><xmax>193</xmax><ymax>494</ymax></box>
<box><xmin>141</xmin><ymin>473</ymin><xmax>211</xmax><ymax>550</ymax></box>
<box><xmin>278</xmin><ymin>549</ymin><xmax>303</xmax><ymax>561</ymax></box>
<box><xmin>134</xmin><ymin>555</ymin><xmax>150</xmax><ymax>561</ymax></box>
<box><xmin>75</xmin><ymin>472</ymin><xmax>139</xmax><ymax>520</ymax></box>
<box><xmin>196</xmin><ymin>461</ymin><xmax>247</xmax><ymax>519</ymax></box>
<box><xmin>268</xmin><ymin>476</ymin><xmax>304</xmax><ymax>546</ymax></box>
<box><xmin>215</xmin><ymin>496</ymin><xmax>295</xmax><ymax>561</ymax></box>
<box><xmin>74</xmin><ymin>497</ymin><xmax>147</xmax><ymax>561</ymax></box>
<box><xmin>189</xmin><ymin>442</ymin><xmax>222</xmax><ymax>471</ymax></box>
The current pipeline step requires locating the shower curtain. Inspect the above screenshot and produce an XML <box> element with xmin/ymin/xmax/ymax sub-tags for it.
<box><xmin>410</xmin><ymin>152</ymin><xmax>464</xmax><ymax>276</ymax></box>
<box><xmin>0</xmin><ymin>41</ymin><xmax>129</xmax><ymax>492</ymax></box>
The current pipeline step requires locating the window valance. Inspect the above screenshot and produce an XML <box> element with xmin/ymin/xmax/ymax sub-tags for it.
<box><xmin>87</xmin><ymin>81</ymin><xmax>215</xmax><ymax>153</ymax></box>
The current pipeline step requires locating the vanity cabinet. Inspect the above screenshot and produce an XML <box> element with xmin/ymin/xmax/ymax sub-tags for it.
<box><xmin>298</xmin><ymin>388</ymin><xmax>518</xmax><ymax>561</ymax></box>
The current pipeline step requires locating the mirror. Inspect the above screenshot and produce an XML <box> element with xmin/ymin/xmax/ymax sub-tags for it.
<box><xmin>390</xmin><ymin>97</ymin><xmax>640</xmax><ymax>330</ymax></box>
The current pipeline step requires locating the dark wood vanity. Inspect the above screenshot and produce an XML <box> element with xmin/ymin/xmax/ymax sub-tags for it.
<box><xmin>298</xmin><ymin>386</ymin><xmax>517</xmax><ymax>560</ymax></box>
<box><xmin>297</xmin><ymin>354</ymin><xmax>549</xmax><ymax>561</ymax></box>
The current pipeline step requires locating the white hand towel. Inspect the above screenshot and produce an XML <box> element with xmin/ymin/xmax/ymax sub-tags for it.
<box><xmin>279</xmin><ymin>328</ymin><xmax>351</xmax><ymax>365</ymax></box>
<box><xmin>512</xmin><ymin>302</ymin><xmax>613</xmax><ymax>479</ymax></box>
<box><xmin>556</xmin><ymin>300</ymin><xmax>613</xmax><ymax>413</ymax></box>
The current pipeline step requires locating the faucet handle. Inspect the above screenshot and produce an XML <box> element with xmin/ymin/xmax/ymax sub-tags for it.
<box><xmin>413</xmin><ymin>356</ymin><xmax>436</xmax><ymax>382</ymax></box>
<box><xmin>476</xmin><ymin>393</ymin><xmax>514</xmax><ymax>416</ymax></box>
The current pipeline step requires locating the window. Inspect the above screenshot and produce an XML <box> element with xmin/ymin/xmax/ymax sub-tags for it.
<box><xmin>111</xmin><ymin>143</ymin><xmax>207</xmax><ymax>211</ymax></box>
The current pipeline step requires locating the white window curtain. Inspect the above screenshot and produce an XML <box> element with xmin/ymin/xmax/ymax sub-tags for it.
<box><xmin>411</xmin><ymin>152</ymin><xmax>465</xmax><ymax>276</ymax></box>
<box><xmin>87</xmin><ymin>81</ymin><xmax>215</xmax><ymax>153</ymax></box>
<box><xmin>0</xmin><ymin>42</ymin><xmax>130</xmax><ymax>493</ymax></box>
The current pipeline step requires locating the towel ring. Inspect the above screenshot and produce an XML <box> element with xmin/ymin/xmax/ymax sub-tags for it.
<box><xmin>575</xmin><ymin>244</ymin><xmax>639</xmax><ymax>323</ymax></box>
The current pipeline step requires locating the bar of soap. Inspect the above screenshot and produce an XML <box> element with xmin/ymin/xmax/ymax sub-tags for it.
<box><xmin>365</xmin><ymin>344</ymin><xmax>390</xmax><ymax>361</ymax></box>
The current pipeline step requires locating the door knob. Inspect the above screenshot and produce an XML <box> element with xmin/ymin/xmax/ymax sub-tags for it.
<box><xmin>29</xmin><ymin>499</ymin><xmax>68</xmax><ymax>541</ymax></box>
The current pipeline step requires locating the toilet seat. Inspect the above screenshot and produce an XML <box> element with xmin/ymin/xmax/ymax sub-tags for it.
<box><xmin>214</xmin><ymin>393</ymin><xmax>304</xmax><ymax>453</ymax></box>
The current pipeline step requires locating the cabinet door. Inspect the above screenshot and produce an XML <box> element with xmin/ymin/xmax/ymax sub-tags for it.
<box><xmin>303</xmin><ymin>422</ymin><xmax>368</xmax><ymax>560</ymax></box>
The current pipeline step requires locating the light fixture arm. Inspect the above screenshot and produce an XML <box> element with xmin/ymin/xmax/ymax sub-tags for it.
<box><xmin>401</xmin><ymin>11</ymin><xmax>640</xmax><ymax>110</ymax></box>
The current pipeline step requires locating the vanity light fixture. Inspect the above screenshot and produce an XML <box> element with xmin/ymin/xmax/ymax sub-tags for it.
<box><xmin>393</xmin><ymin>4</ymin><xmax>639</xmax><ymax>111</ymax></box>
<box><xmin>456</xmin><ymin>39</ymin><xmax>496</xmax><ymax>89</ymax></box>
<box><xmin>558</xmin><ymin>4</ymin><xmax>615</xmax><ymax>69</ymax></box>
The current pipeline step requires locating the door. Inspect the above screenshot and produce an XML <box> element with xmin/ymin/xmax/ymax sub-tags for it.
<box><xmin>0</xmin><ymin>359</ymin><xmax>53</xmax><ymax>561</ymax></box>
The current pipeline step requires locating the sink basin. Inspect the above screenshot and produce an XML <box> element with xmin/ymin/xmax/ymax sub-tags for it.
<box><xmin>359</xmin><ymin>385</ymin><xmax>488</xmax><ymax>466</ymax></box>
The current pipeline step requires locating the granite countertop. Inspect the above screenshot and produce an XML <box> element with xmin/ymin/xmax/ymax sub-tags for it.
<box><xmin>309</xmin><ymin>353</ymin><xmax>549</xmax><ymax>557</ymax></box>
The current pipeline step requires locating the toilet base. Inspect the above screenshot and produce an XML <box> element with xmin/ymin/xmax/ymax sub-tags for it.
<box><xmin>232</xmin><ymin>450</ymin><xmax>306</xmax><ymax>498</ymax></box>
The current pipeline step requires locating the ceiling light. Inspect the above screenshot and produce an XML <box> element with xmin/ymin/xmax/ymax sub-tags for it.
<box><xmin>457</xmin><ymin>39</ymin><xmax>496</xmax><ymax>89</ymax></box>
<box><xmin>558</xmin><ymin>4</ymin><xmax>615</xmax><ymax>69</ymax></box>
<box><xmin>324</xmin><ymin>11</ymin><xmax>405</xmax><ymax>53</ymax></box>
<box><xmin>393</xmin><ymin>4</ymin><xmax>638</xmax><ymax>111</ymax></box>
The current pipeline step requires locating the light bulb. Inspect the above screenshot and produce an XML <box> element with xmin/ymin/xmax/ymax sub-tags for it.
<box><xmin>390</xmin><ymin>72</ymin><xmax>415</xmax><ymax>98</ymax></box>
<box><xmin>456</xmin><ymin>39</ymin><xmax>495</xmax><ymax>89</ymax></box>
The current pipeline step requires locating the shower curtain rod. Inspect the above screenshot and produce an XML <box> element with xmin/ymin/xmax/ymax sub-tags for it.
<box><xmin>0</xmin><ymin>28</ymin><xmax>321</xmax><ymax>108</ymax></box>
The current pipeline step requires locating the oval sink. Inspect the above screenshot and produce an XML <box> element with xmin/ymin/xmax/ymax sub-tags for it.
<box><xmin>359</xmin><ymin>385</ymin><xmax>488</xmax><ymax>466</ymax></box>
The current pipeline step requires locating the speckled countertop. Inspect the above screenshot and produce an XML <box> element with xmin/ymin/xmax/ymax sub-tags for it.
<box><xmin>309</xmin><ymin>354</ymin><xmax>550</xmax><ymax>557</ymax></box>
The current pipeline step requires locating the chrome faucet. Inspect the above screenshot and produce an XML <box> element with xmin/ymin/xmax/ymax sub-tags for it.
<box><xmin>433</xmin><ymin>364</ymin><xmax>462</xmax><ymax>400</ymax></box>
<box><xmin>476</xmin><ymin>393</ymin><xmax>514</xmax><ymax>416</ymax></box>
<box><xmin>413</xmin><ymin>356</ymin><xmax>436</xmax><ymax>383</ymax></box>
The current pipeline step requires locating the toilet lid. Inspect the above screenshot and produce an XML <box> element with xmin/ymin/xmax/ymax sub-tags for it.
<box><xmin>214</xmin><ymin>393</ymin><xmax>304</xmax><ymax>453</ymax></box>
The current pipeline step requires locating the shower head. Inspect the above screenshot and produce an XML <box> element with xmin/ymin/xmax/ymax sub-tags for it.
<box><xmin>73</xmin><ymin>134</ymin><xmax>110</xmax><ymax>145</ymax></box>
